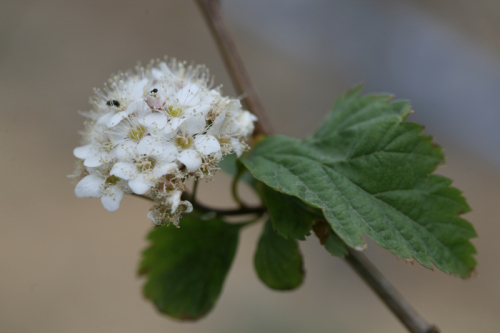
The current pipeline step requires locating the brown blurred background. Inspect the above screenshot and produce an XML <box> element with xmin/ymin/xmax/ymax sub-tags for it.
<box><xmin>1</xmin><ymin>0</ymin><xmax>500</xmax><ymax>332</ymax></box>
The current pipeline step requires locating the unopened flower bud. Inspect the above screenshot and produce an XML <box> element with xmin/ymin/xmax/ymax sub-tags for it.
<box><xmin>146</xmin><ymin>88</ymin><xmax>166</xmax><ymax>110</ymax></box>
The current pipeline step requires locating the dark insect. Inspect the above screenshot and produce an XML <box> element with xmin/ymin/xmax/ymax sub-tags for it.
<box><xmin>150</xmin><ymin>88</ymin><xmax>158</xmax><ymax>94</ymax></box>
<box><xmin>106</xmin><ymin>100</ymin><xmax>120</xmax><ymax>107</ymax></box>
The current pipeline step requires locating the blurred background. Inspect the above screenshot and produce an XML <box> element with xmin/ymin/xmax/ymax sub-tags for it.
<box><xmin>1</xmin><ymin>0</ymin><xmax>499</xmax><ymax>332</ymax></box>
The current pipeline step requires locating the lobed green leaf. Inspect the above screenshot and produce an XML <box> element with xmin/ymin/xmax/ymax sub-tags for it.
<box><xmin>242</xmin><ymin>86</ymin><xmax>476</xmax><ymax>277</ymax></box>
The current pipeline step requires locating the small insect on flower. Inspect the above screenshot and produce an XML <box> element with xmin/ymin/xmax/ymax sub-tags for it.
<box><xmin>72</xmin><ymin>57</ymin><xmax>257</xmax><ymax>225</ymax></box>
<box><xmin>106</xmin><ymin>100</ymin><xmax>121</xmax><ymax>107</ymax></box>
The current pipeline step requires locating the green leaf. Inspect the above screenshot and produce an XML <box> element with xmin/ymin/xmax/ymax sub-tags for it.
<box><xmin>254</xmin><ymin>219</ymin><xmax>304</xmax><ymax>290</ymax></box>
<box><xmin>219</xmin><ymin>153</ymin><xmax>257</xmax><ymax>188</ymax></box>
<box><xmin>138</xmin><ymin>216</ymin><xmax>241</xmax><ymax>320</ymax></box>
<box><xmin>242</xmin><ymin>86</ymin><xmax>476</xmax><ymax>277</ymax></box>
<box><xmin>311</xmin><ymin>220</ymin><xmax>348</xmax><ymax>258</ymax></box>
<box><xmin>324</xmin><ymin>229</ymin><xmax>349</xmax><ymax>258</ymax></box>
<box><xmin>262</xmin><ymin>185</ymin><xmax>316</xmax><ymax>240</ymax></box>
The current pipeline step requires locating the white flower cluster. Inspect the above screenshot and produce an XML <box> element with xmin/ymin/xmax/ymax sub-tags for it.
<box><xmin>72</xmin><ymin>58</ymin><xmax>256</xmax><ymax>226</ymax></box>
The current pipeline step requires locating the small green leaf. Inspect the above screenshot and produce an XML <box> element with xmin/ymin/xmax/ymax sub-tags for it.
<box><xmin>324</xmin><ymin>230</ymin><xmax>349</xmax><ymax>258</ymax></box>
<box><xmin>242</xmin><ymin>86</ymin><xmax>476</xmax><ymax>277</ymax></box>
<box><xmin>311</xmin><ymin>220</ymin><xmax>348</xmax><ymax>258</ymax></box>
<box><xmin>219</xmin><ymin>153</ymin><xmax>238</xmax><ymax>175</ymax></box>
<box><xmin>254</xmin><ymin>219</ymin><xmax>304</xmax><ymax>290</ymax></box>
<box><xmin>138</xmin><ymin>216</ymin><xmax>241</xmax><ymax>320</ymax></box>
<box><xmin>262</xmin><ymin>185</ymin><xmax>316</xmax><ymax>240</ymax></box>
<box><xmin>219</xmin><ymin>153</ymin><xmax>257</xmax><ymax>188</ymax></box>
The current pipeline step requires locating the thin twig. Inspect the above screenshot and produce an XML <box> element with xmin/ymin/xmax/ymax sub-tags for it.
<box><xmin>194</xmin><ymin>1</ymin><xmax>440</xmax><ymax>332</ymax></box>
<box><xmin>193</xmin><ymin>200</ymin><xmax>265</xmax><ymax>216</ymax></box>
<box><xmin>133</xmin><ymin>193</ymin><xmax>266</xmax><ymax>216</ymax></box>
<box><xmin>345</xmin><ymin>249</ymin><xmax>439</xmax><ymax>333</ymax></box>
<box><xmin>191</xmin><ymin>180</ymin><xmax>200</xmax><ymax>202</ymax></box>
<box><xmin>231</xmin><ymin>169</ymin><xmax>246</xmax><ymax>208</ymax></box>
<box><xmin>194</xmin><ymin>0</ymin><xmax>273</xmax><ymax>136</ymax></box>
<box><xmin>181</xmin><ymin>192</ymin><xmax>266</xmax><ymax>216</ymax></box>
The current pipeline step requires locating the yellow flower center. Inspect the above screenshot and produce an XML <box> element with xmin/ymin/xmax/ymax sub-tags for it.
<box><xmin>175</xmin><ymin>136</ymin><xmax>193</xmax><ymax>150</ymax></box>
<box><xmin>105</xmin><ymin>175</ymin><xmax>120</xmax><ymax>185</ymax></box>
<box><xmin>137</xmin><ymin>157</ymin><xmax>155</xmax><ymax>173</ymax></box>
<box><xmin>129</xmin><ymin>125</ymin><xmax>145</xmax><ymax>141</ymax></box>
<box><xmin>167</xmin><ymin>105</ymin><xmax>183</xmax><ymax>117</ymax></box>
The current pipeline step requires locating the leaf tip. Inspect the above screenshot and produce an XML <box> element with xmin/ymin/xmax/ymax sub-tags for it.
<box><xmin>354</xmin><ymin>243</ymin><xmax>367</xmax><ymax>251</ymax></box>
<box><xmin>467</xmin><ymin>268</ymin><xmax>478</xmax><ymax>279</ymax></box>
<box><xmin>404</xmin><ymin>258</ymin><xmax>414</xmax><ymax>265</ymax></box>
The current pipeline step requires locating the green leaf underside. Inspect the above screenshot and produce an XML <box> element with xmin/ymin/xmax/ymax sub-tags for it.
<box><xmin>262</xmin><ymin>185</ymin><xmax>317</xmax><ymax>240</ymax></box>
<box><xmin>325</xmin><ymin>231</ymin><xmax>348</xmax><ymax>258</ymax></box>
<box><xmin>243</xmin><ymin>86</ymin><xmax>476</xmax><ymax>277</ymax></box>
<box><xmin>254</xmin><ymin>219</ymin><xmax>304</xmax><ymax>290</ymax></box>
<box><xmin>139</xmin><ymin>216</ymin><xmax>241</xmax><ymax>320</ymax></box>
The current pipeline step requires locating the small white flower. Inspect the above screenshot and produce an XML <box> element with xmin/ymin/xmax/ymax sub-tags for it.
<box><xmin>172</xmin><ymin>127</ymin><xmax>221</xmax><ymax>172</ymax></box>
<box><xmin>110</xmin><ymin>148</ymin><xmax>177</xmax><ymax>194</ymax></box>
<box><xmin>74</xmin><ymin>174</ymin><xmax>126</xmax><ymax>212</ymax></box>
<box><xmin>147</xmin><ymin>191</ymin><xmax>193</xmax><ymax>226</ymax></box>
<box><xmin>73</xmin><ymin>144</ymin><xmax>113</xmax><ymax>167</ymax></box>
<box><xmin>94</xmin><ymin>77</ymin><xmax>149</xmax><ymax>127</ymax></box>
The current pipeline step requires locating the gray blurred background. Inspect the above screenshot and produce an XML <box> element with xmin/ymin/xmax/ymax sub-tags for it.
<box><xmin>1</xmin><ymin>0</ymin><xmax>500</xmax><ymax>332</ymax></box>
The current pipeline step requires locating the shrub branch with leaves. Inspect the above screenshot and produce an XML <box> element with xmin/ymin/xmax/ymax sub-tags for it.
<box><xmin>71</xmin><ymin>1</ymin><xmax>476</xmax><ymax>333</ymax></box>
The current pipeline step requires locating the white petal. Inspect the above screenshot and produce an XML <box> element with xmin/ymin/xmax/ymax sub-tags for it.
<box><xmin>137</xmin><ymin>136</ymin><xmax>163</xmax><ymax>156</ymax></box>
<box><xmin>112</xmin><ymin>141</ymin><xmax>138</xmax><ymax>160</ymax></box>
<box><xmin>186</xmin><ymin>103</ymin><xmax>211</xmax><ymax>118</ymax></box>
<box><xmin>195</xmin><ymin>134</ymin><xmax>221</xmax><ymax>156</ymax></box>
<box><xmin>180</xmin><ymin>200</ymin><xmax>193</xmax><ymax>213</ymax></box>
<box><xmin>144</xmin><ymin>113</ymin><xmax>167</xmax><ymax>129</ymax></box>
<box><xmin>184</xmin><ymin>115</ymin><xmax>207</xmax><ymax>135</ymax></box>
<box><xmin>147</xmin><ymin>210</ymin><xmax>157</xmax><ymax>225</ymax></box>
<box><xmin>152</xmin><ymin>162</ymin><xmax>178</xmax><ymax>178</ymax></box>
<box><xmin>129</xmin><ymin>79</ymin><xmax>148</xmax><ymax>100</ymax></box>
<box><xmin>106</xmin><ymin>111</ymin><xmax>128</xmax><ymax>128</ymax></box>
<box><xmin>100</xmin><ymin>186</ymin><xmax>124</xmax><ymax>212</ymax></box>
<box><xmin>133</xmin><ymin>100</ymin><xmax>152</xmax><ymax>121</ymax></box>
<box><xmin>220</xmin><ymin>115</ymin><xmax>240</xmax><ymax>135</ymax></box>
<box><xmin>84</xmin><ymin>150</ymin><xmax>111</xmax><ymax>167</ymax></box>
<box><xmin>128</xmin><ymin>174</ymin><xmax>152</xmax><ymax>194</ymax></box>
<box><xmin>208</xmin><ymin>112</ymin><xmax>227</xmax><ymax>135</ymax></box>
<box><xmin>96</xmin><ymin>112</ymin><xmax>114</xmax><ymax>126</ymax></box>
<box><xmin>110</xmin><ymin>162</ymin><xmax>138</xmax><ymax>180</ymax></box>
<box><xmin>75</xmin><ymin>175</ymin><xmax>103</xmax><ymax>198</ymax></box>
<box><xmin>177</xmin><ymin>85</ymin><xmax>201</xmax><ymax>105</ymax></box>
<box><xmin>178</xmin><ymin>149</ymin><xmax>202</xmax><ymax>172</ymax></box>
<box><xmin>158</xmin><ymin>142</ymin><xmax>178</xmax><ymax>162</ymax></box>
<box><xmin>167</xmin><ymin>190</ymin><xmax>182</xmax><ymax>213</ymax></box>
<box><xmin>237</xmin><ymin>111</ymin><xmax>256</xmax><ymax>136</ymax></box>
<box><xmin>164</xmin><ymin>117</ymin><xmax>185</xmax><ymax>135</ymax></box>
<box><xmin>231</xmin><ymin>138</ymin><xmax>246</xmax><ymax>157</ymax></box>
<box><xmin>73</xmin><ymin>145</ymin><xmax>92</xmax><ymax>159</ymax></box>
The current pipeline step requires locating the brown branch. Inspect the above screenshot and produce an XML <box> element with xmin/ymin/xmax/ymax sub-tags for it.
<box><xmin>195</xmin><ymin>1</ymin><xmax>440</xmax><ymax>332</ymax></box>
<box><xmin>194</xmin><ymin>0</ymin><xmax>274</xmax><ymax>136</ymax></box>
<box><xmin>345</xmin><ymin>249</ymin><xmax>439</xmax><ymax>333</ymax></box>
<box><xmin>133</xmin><ymin>193</ymin><xmax>266</xmax><ymax>217</ymax></box>
<box><xmin>181</xmin><ymin>191</ymin><xmax>266</xmax><ymax>216</ymax></box>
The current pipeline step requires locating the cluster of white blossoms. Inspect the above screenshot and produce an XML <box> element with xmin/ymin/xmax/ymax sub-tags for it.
<box><xmin>71</xmin><ymin>58</ymin><xmax>256</xmax><ymax>226</ymax></box>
